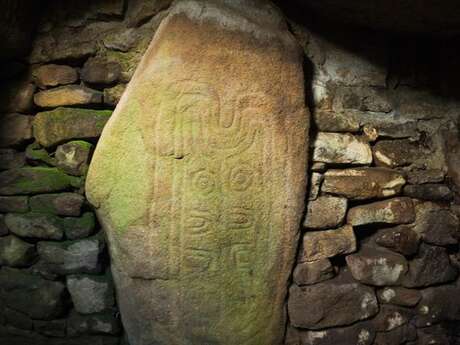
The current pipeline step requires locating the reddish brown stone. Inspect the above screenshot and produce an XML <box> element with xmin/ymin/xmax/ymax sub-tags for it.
<box><xmin>33</xmin><ymin>64</ymin><xmax>78</xmax><ymax>88</ymax></box>
<box><xmin>81</xmin><ymin>58</ymin><xmax>121</xmax><ymax>85</ymax></box>
<box><xmin>322</xmin><ymin>167</ymin><xmax>406</xmax><ymax>200</ymax></box>
<box><xmin>346</xmin><ymin>245</ymin><xmax>408</xmax><ymax>286</ymax></box>
<box><xmin>298</xmin><ymin>225</ymin><xmax>357</xmax><ymax>262</ymax></box>
<box><xmin>34</xmin><ymin>85</ymin><xmax>102</xmax><ymax>108</ymax></box>
<box><xmin>293</xmin><ymin>259</ymin><xmax>335</xmax><ymax>286</ymax></box>
<box><xmin>374</xmin><ymin>225</ymin><xmax>420</xmax><ymax>256</ymax></box>
<box><xmin>288</xmin><ymin>275</ymin><xmax>378</xmax><ymax>329</ymax></box>
<box><xmin>377</xmin><ymin>287</ymin><xmax>421</xmax><ymax>307</ymax></box>
<box><xmin>348</xmin><ymin>197</ymin><xmax>415</xmax><ymax>226</ymax></box>
<box><xmin>303</xmin><ymin>195</ymin><xmax>347</xmax><ymax>229</ymax></box>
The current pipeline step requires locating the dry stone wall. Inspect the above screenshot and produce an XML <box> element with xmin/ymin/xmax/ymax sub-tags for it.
<box><xmin>0</xmin><ymin>1</ymin><xmax>458</xmax><ymax>345</ymax></box>
<box><xmin>285</xmin><ymin>20</ymin><xmax>460</xmax><ymax>345</ymax></box>
<box><xmin>0</xmin><ymin>1</ymin><xmax>170</xmax><ymax>344</ymax></box>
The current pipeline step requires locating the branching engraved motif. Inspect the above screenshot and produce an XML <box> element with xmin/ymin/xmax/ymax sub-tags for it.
<box><xmin>183</xmin><ymin>248</ymin><xmax>218</xmax><ymax>273</ymax></box>
<box><xmin>138</xmin><ymin>79</ymin><xmax>277</xmax><ymax>341</ymax></box>
<box><xmin>185</xmin><ymin>208</ymin><xmax>215</xmax><ymax>235</ymax></box>
<box><xmin>230</xmin><ymin>243</ymin><xmax>252</xmax><ymax>272</ymax></box>
<box><xmin>226</xmin><ymin>207</ymin><xmax>254</xmax><ymax>230</ymax></box>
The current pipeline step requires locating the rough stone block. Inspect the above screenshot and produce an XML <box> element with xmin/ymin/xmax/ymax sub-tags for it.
<box><xmin>30</xmin><ymin>33</ymin><xmax>97</xmax><ymax>64</ymax></box>
<box><xmin>412</xmin><ymin>203</ymin><xmax>459</xmax><ymax>246</ymax></box>
<box><xmin>0</xmin><ymin>235</ymin><xmax>36</xmax><ymax>267</ymax></box>
<box><xmin>25</xmin><ymin>142</ymin><xmax>56</xmax><ymax>166</ymax></box>
<box><xmin>36</xmin><ymin>235</ymin><xmax>104</xmax><ymax>275</ymax></box>
<box><xmin>0</xmin><ymin>167</ymin><xmax>79</xmax><ymax>195</ymax></box>
<box><xmin>377</xmin><ymin>287</ymin><xmax>421</xmax><ymax>307</ymax></box>
<box><xmin>333</xmin><ymin>86</ymin><xmax>392</xmax><ymax>113</ymax></box>
<box><xmin>373</xmin><ymin>225</ymin><xmax>420</xmax><ymax>256</ymax></box>
<box><xmin>313</xmin><ymin>109</ymin><xmax>361</xmax><ymax>133</ymax></box>
<box><xmin>307</xmin><ymin>172</ymin><xmax>323</xmax><ymax>201</ymax></box>
<box><xmin>67</xmin><ymin>274</ymin><xmax>115</xmax><ymax>314</ymax></box>
<box><xmin>312</xmin><ymin>132</ymin><xmax>372</xmax><ymax>165</ymax></box>
<box><xmin>126</xmin><ymin>0</ymin><xmax>172</xmax><ymax>27</ymax></box>
<box><xmin>55</xmin><ymin>141</ymin><xmax>93</xmax><ymax>176</ymax></box>
<box><xmin>81</xmin><ymin>58</ymin><xmax>121</xmax><ymax>85</ymax></box>
<box><xmin>34</xmin><ymin>85</ymin><xmax>102</xmax><ymax>108</ymax></box>
<box><xmin>373</xmin><ymin>324</ymin><xmax>416</xmax><ymax>345</ymax></box>
<box><xmin>67</xmin><ymin>310</ymin><xmax>121</xmax><ymax>336</ymax></box>
<box><xmin>0</xmin><ymin>267</ymin><xmax>66</xmax><ymax>320</ymax></box>
<box><xmin>5</xmin><ymin>213</ymin><xmax>65</xmax><ymax>240</ymax></box>
<box><xmin>322</xmin><ymin>167</ymin><xmax>406</xmax><ymax>200</ymax></box>
<box><xmin>403</xmin><ymin>183</ymin><xmax>453</xmax><ymax>202</ymax></box>
<box><xmin>33</xmin><ymin>64</ymin><xmax>78</xmax><ymax>88</ymax></box>
<box><xmin>63</xmin><ymin>212</ymin><xmax>96</xmax><ymax>240</ymax></box>
<box><xmin>30</xmin><ymin>193</ymin><xmax>84</xmax><ymax>216</ymax></box>
<box><xmin>288</xmin><ymin>274</ymin><xmax>378</xmax><ymax>329</ymax></box>
<box><xmin>33</xmin><ymin>319</ymin><xmax>66</xmax><ymax>337</ymax></box>
<box><xmin>303</xmin><ymin>195</ymin><xmax>347</xmax><ymax>229</ymax></box>
<box><xmin>298</xmin><ymin>225</ymin><xmax>356</xmax><ymax>262</ymax></box>
<box><xmin>373</xmin><ymin>139</ymin><xmax>424</xmax><ymax>168</ymax></box>
<box><xmin>322</xmin><ymin>36</ymin><xmax>387</xmax><ymax>87</ymax></box>
<box><xmin>293</xmin><ymin>259</ymin><xmax>335</xmax><ymax>286</ymax></box>
<box><xmin>347</xmin><ymin>197</ymin><xmax>415</xmax><ymax>226</ymax></box>
<box><xmin>0</xmin><ymin>196</ymin><xmax>29</xmax><ymax>213</ymax></box>
<box><xmin>415</xmin><ymin>283</ymin><xmax>460</xmax><ymax>327</ymax></box>
<box><xmin>299</xmin><ymin>322</ymin><xmax>375</xmax><ymax>345</ymax></box>
<box><xmin>403</xmin><ymin>243</ymin><xmax>458</xmax><ymax>288</ymax></box>
<box><xmin>346</xmin><ymin>245</ymin><xmax>408</xmax><ymax>286</ymax></box>
<box><xmin>33</xmin><ymin>107</ymin><xmax>112</xmax><ymax>147</ymax></box>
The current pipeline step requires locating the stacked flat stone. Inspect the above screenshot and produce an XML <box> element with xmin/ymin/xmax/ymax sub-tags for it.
<box><xmin>0</xmin><ymin>1</ymin><xmax>144</xmax><ymax>343</ymax></box>
<box><xmin>286</xmin><ymin>20</ymin><xmax>460</xmax><ymax>345</ymax></box>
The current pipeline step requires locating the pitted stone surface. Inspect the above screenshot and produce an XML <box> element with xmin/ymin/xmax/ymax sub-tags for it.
<box><xmin>303</xmin><ymin>195</ymin><xmax>347</xmax><ymax>229</ymax></box>
<box><xmin>298</xmin><ymin>225</ymin><xmax>357</xmax><ymax>262</ymax></box>
<box><xmin>288</xmin><ymin>275</ymin><xmax>378</xmax><ymax>329</ymax></box>
<box><xmin>348</xmin><ymin>197</ymin><xmax>415</xmax><ymax>226</ymax></box>
<box><xmin>322</xmin><ymin>168</ymin><xmax>406</xmax><ymax>200</ymax></box>
<box><xmin>377</xmin><ymin>287</ymin><xmax>421</xmax><ymax>307</ymax></box>
<box><xmin>86</xmin><ymin>1</ymin><xmax>309</xmax><ymax>344</ymax></box>
<box><xmin>299</xmin><ymin>322</ymin><xmax>375</xmax><ymax>345</ymax></box>
<box><xmin>312</xmin><ymin>132</ymin><xmax>372</xmax><ymax>165</ymax></box>
<box><xmin>346</xmin><ymin>245</ymin><xmax>408</xmax><ymax>286</ymax></box>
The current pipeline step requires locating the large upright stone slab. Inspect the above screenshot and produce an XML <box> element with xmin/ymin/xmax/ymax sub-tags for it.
<box><xmin>86</xmin><ymin>1</ymin><xmax>309</xmax><ymax>345</ymax></box>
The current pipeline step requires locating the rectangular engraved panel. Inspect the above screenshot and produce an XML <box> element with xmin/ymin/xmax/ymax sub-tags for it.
<box><xmin>86</xmin><ymin>1</ymin><xmax>309</xmax><ymax>344</ymax></box>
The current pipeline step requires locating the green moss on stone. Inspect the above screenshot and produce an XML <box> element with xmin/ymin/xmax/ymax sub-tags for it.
<box><xmin>0</xmin><ymin>167</ymin><xmax>78</xmax><ymax>195</ymax></box>
<box><xmin>25</xmin><ymin>142</ymin><xmax>56</xmax><ymax>166</ymax></box>
<box><xmin>67</xmin><ymin>140</ymin><xmax>93</xmax><ymax>151</ymax></box>
<box><xmin>34</xmin><ymin>107</ymin><xmax>112</xmax><ymax>148</ymax></box>
<box><xmin>106</xmin><ymin>50</ymin><xmax>143</xmax><ymax>76</ymax></box>
<box><xmin>64</xmin><ymin>212</ymin><xmax>96</xmax><ymax>240</ymax></box>
<box><xmin>86</xmin><ymin>101</ymin><xmax>150</xmax><ymax>233</ymax></box>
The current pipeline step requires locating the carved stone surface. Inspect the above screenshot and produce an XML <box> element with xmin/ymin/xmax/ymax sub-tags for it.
<box><xmin>86</xmin><ymin>1</ymin><xmax>309</xmax><ymax>344</ymax></box>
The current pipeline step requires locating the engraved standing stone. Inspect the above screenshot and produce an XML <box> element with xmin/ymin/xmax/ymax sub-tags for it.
<box><xmin>86</xmin><ymin>1</ymin><xmax>309</xmax><ymax>344</ymax></box>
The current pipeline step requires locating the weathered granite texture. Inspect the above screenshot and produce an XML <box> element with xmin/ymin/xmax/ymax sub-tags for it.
<box><xmin>86</xmin><ymin>1</ymin><xmax>309</xmax><ymax>344</ymax></box>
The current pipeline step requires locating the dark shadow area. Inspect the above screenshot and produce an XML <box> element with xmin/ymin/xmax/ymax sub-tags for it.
<box><xmin>275</xmin><ymin>0</ymin><xmax>460</xmax><ymax>99</ymax></box>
